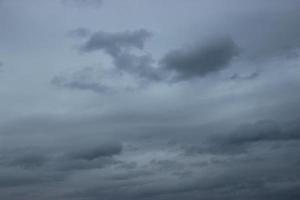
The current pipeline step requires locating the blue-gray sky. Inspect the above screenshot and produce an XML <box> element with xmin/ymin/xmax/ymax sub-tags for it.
<box><xmin>0</xmin><ymin>0</ymin><xmax>300</xmax><ymax>199</ymax></box>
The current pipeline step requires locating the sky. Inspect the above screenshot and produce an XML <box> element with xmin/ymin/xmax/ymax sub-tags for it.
<box><xmin>0</xmin><ymin>0</ymin><xmax>300</xmax><ymax>199</ymax></box>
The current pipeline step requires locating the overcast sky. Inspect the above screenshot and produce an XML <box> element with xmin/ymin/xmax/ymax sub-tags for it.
<box><xmin>0</xmin><ymin>0</ymin><xmax>300</xmax><ymax>199</ymax></box>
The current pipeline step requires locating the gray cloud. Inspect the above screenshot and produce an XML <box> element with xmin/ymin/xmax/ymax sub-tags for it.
<box><xmin>65</xmin><ymin>140</ymin><xmax>300</xmax><ymax>200</ymax></box>
<box><xmin>1</xmin><ymin>112</ymin><xmax>300</xmax><ymax>199</ymax></box>
<box><xmin>63</xmin><ymin>116</ymin><xmax>300</xmax><ymax>200</ymax></box>
<box><xmin>53</xmin><ymin>29</ymin><xmax>162</xmax><ymax>93</ymax></box>
<box><xmin>80</xmin><ymin>29</ymin><xmax>152</xmax><ymax>56</ymax></box>
<box><xmin>112</xmin><ymin>52</ymin><xmax>163</xmax><ymax>82</ymax></box>
<box><xmin>160</xmin><ymin>38</ymin><xmax>239</xmax><ymax>81</ymax></box>
<box><xmin>2</xmin><ymin>1</ymin><xmax>300</xmax><ymax>199</ymax></box>
<box><xmin>54</xmin><ymin>32</ymin><xmax>240</xmax><ymax>93</ymax></box>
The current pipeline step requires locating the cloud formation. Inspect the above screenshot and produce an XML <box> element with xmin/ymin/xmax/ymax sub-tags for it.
<box><xmin>53</xmin><ymin>29</ymin><xmax>162</xmax><ymax>92</ymax></box>
<box><xmin>2</xmin><ymin>1</ymin><xmax>300</xmax><ymax>199</ymax></box>
<box><xmin>54</xmin><ymin>30</ymin><xmax>240</xmax><ymax>93</ymax></box>
<box><xmin>1</xmin><ymin>108</ymin><xmax>300</xmax><ymax>199</ymax></box>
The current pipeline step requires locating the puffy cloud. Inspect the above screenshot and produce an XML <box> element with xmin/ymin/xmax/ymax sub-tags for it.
<box><xmin>53</xmin><ymin>29</ymin><xmax>162</xmax><ymax>92</ymax></box>
<box><xmin>54</xmin><ymin>31</ymin><xmax>240</xmax><ymax>93</ymax></box>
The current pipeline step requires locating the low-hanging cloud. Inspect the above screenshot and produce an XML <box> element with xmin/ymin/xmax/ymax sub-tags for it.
<box><xmin>53</xmin><ymin>30</ymin><xmax>240</xmax><ymax>93</ymax></box>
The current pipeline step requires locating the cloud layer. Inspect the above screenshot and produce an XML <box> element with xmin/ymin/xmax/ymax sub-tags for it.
<box><xmin>1</xmin><ymin>0</ymin><xmax>300</xmax><ymax>199</ymax></box>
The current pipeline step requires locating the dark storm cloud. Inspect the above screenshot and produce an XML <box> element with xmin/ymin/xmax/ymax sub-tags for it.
<box><xmin>160</xmin><ymin>38</ymin><xmax>239</xmax><ymax>80</ymax></box>
<box><xmin>80</xmin><ymin>29</ymin><xmax>152</xmax><ymax>56</ymax></box>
